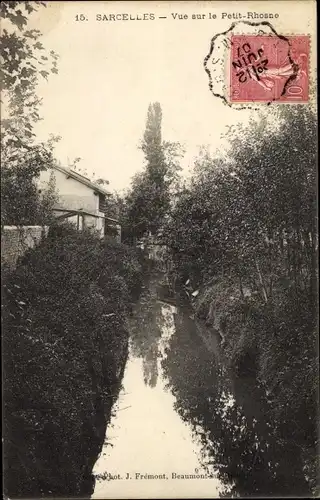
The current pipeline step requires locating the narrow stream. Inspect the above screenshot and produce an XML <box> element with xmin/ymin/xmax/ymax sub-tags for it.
<box><xmin>93</xmin><ymin>302</ymin><xmax>222</xmax><ymax>498</ymax></box>
<box><xmin>92</xmin><ymin>278</ymin><xmax>312</xmax><ymax>498</ymax></box>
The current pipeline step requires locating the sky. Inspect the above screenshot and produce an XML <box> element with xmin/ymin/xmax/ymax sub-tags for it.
<box><xmin>28</xmin><ymin>1</ymin><xmax>315</xmax><ymax>192</ymax></box>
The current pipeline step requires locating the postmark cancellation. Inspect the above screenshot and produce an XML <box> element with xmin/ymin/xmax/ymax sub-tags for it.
<box><xmin>204</xmin><ymin>21</ymin><xmax>310</xmax><ymax>106</ymax></box>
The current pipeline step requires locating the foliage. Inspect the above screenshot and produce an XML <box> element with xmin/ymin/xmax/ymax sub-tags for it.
<box><xmin>100</xmin><ymin>236</ymin><xmax>145</xmax><ymax>302</ymax></box>
<box><xmin>161</xmin><ymin>308</ymin><xmax>313</xmax><ymax>497</ymax></box>
<box><xmin>165</xmin><ymin>106</ymin><xmax>317</xmax><ymax>295</ymax></box>
<box><xmin>163</xmin><ymin>105</ymin><xmax>318</xmax><ymax>493</ymax></box>
<box><xmin>1</xmin><ymin>1</ymin><xmax>59</xmax><ymax>226</ymax></box>
<box><xmin>1</xmin><ymin>1</ymin><xmax>58</xmax><ymax>143</ymax></box>
<box><xmin>105</xmin><ymin>190</ymin><xmax>125</xmax><ymax>221</ymax></box>
<box><xmin>1</xmin><ymin>136</ymin><xmax>59</xmax><ymax>226</ymax></box>
<box><xmin>122</xmin><ymin>102</ymin><xmax>183</xmax><ymax>241</ymax></box>
<box><xmin>2</xmin><ymin>224</ymin><xmax>143</xmax><ymax>497</ymax></box>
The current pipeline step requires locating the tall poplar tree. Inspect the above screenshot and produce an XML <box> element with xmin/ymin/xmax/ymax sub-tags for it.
<box><xmin>124</xmin><ymin>102</ymin><xmax>183</xmax><ymax>241</ymax></box>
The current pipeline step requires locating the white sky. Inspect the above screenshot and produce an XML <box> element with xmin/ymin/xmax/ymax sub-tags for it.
<box><xmin>28</xmin><ymin>1</ymin><xmax>315</xmax><ymax>191</ymax></box>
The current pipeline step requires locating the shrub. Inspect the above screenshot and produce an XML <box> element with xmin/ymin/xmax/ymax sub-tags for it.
<box><xmin>164</xmin><ymin>105</ymin><xmax>318</xmax><ymax>493</ymax></box>
<box><xmin>2</xmin><ymin>223</ymin><xmax>143</xmax><ymax>497</ymax></box>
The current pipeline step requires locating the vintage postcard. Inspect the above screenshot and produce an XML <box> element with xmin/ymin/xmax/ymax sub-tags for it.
<box><xmin>1</xmin><ymin>0</ymin><xmax>318</xmax><ymax>499</ymax></box>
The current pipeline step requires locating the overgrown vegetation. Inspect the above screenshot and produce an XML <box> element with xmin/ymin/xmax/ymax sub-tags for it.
<box><xmin>121</xmin><ymin>102</ymin><xmax>183</xmax><ymax>243</ymax></box>
<box><xmin>1</xmin><ymin>2</ymin><xmax>318</xmax><ymax>495</ymax></box>
<box><xmin>163</xmin><ymin>105</ymin><xmax>318</xmax><ymax>493</ymax></box>
<box><xmin>1</xmin><ymin>4</ymin><xmax>145</xmax><ymax>496</ymax></box>
<box><xmin>2</xmin><ymin>223</ymin><xmax>143</xmax><ymax>497</ymax></box>
<box><xmin>1</xmin><ymin>1</ymin><xmax>59</xmax><ymax>226</ymax></box>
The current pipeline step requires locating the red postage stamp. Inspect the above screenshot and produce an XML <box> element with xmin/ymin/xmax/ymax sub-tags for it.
<box><xmin>230</xmin><ymin>35</ymin><xmax>309</xmax><ymax>103</ymax></box>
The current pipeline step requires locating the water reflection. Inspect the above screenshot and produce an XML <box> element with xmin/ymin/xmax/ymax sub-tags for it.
<box><xmin>130</xmin><ymin>279</ymin><xmax>174</xmax><ymax>389</ymax></box>
<box><xmin>162</xmin><ymin>308</ymin><xmax>311</xmax><ymax>498</ymax></box>
<box><xmin>93</xmin><ymin>287</ymin><xmax>221</xmax><ymax>499</ymax></box>
<box><xmin>93</xmin><ymin>277</ymin><xmax>311</xmax><ymax>499</ymax></box>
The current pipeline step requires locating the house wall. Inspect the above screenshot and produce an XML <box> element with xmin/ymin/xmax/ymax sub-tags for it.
<box><xmin>1</xmin><ymin>226</ymin><xmax>49</xmax><ymax>269</ymax></box>
<box><xmin>38</xmin><ymin>169</ymin><xmax>99</xmax><ymax>213</ymax></box>
<box><xmin>38</xmin><ymin>169</ymin><xmax>105</xmax><ymax>238</ymax></box>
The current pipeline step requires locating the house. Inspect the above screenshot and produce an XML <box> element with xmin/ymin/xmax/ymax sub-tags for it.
<box><xmin>38</xmin><ymin>164</ymin><xmax>121</xmax><ymax>240</ymax></box>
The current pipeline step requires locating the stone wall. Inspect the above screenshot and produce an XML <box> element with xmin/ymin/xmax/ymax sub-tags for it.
<box><xmin>1</xmin><ymin>226</ymin><xmax>49</xmax><ymax>269</ymax></box>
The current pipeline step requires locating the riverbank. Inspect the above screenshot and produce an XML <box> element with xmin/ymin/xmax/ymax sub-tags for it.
<box><xmin>93</xmin><ymin>271</ymin><xmax>317</xmax><ymax>498</ymax></box>
<box><xmin>2</xmin><ymin>225</ymin><xmax>144</xmax><ymax>498</ymax></box>
<box><xmin>161</xmin><ymin>103</ymin><xmax>317</xmax><ymax>495</ymax></box>
<box><xmin>181</xmin><ymin>275</ymin><xmax>318</xmax><ymax>496</ymax></box>
<box><xmin>92</xmin><ymin>274</ymin><xmax>222</xmax><ymax>498</ymax></box>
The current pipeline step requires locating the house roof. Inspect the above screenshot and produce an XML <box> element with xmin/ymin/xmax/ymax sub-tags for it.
<box><xmin>53</xmin><ymin>208</ymin><xmax>121</xmax><ymax>224</ymax></box>
<box><xmin>54</xmin><ymin>164</ymin><xmax>111</xmax><ymax>196</ymax></box>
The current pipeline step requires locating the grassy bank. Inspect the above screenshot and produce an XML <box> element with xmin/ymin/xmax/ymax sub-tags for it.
<box><xmin>192</xmin><ymin>276</ymin><xmax>318</xmax><ymax>493</ymax></box>
<box><xmin>2</xmin><ymin>224</ymin><xmax>143</xmax><ymax>498</ymax></box>
<box><xmin>163</xmin><ymin>105</ymin><xmax>318</xmax><ymax>494</ymax></box>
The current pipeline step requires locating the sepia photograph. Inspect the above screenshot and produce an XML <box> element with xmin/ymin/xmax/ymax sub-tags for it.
<box><xmin>1</xmin><ymin>1</ymin><xmax>318</xmax><ymax>498</ymax></box>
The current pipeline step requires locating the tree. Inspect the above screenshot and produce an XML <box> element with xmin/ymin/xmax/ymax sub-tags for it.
<box><xmin>163</xmin><ymin>105</ymin><xmax>318</xmax><ymax>494</ymax></box>
<box><xmin>1</xmin><ymin>1</ymin><xmax>59</xmax><ymax>226</ymax></box>
<box><xmin>165</xmin><ymin>105</ymin><xmax>317</xmax><ymax>295</ymax></box>
<box><xmin>141</xmin><ymin>102</ymin><xmax>164</xmax><ymax>171</ymax></box>
<box><xmin>123</xmin><ymin>102</ymin><xmax>183</xmax><ymax>241</ymax></box>
<box><xmin>1</xmin><ymin>136</ymin><xmax>59</xmax><ymax>226</ymax></box>
<box><xmin>1</xmin><ymin>1</ymin><xmax>58</xmax><ymax>145</ymax></box>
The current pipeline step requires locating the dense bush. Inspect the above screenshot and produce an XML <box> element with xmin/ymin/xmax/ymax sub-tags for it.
<box><xmin>163</xmin><ymin>105</ymin><xmax>318</xmax><ymax>492</ymax></box>
<box><xmin>2</xmin><ymin>223</ymin><xmax>143</xmax><ymax>497</ymax></box>
<box><xmin>165</xmin><ymin>106</ymin><xmax>316</xmax><ymax>292</ymax></box>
